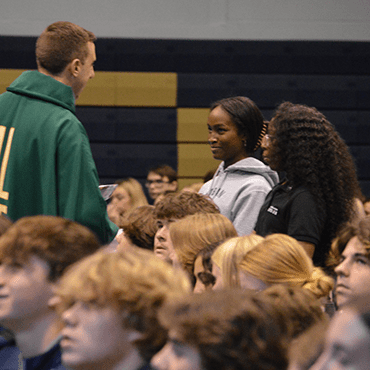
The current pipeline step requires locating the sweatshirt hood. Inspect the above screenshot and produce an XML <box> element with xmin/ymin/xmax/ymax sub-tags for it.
<box><xmin>7</xmin><ymin>71</ymin><xmax>76</xmax><ymax>114</ymax></box>
<box><xmin>215</xmin><ymin>157</ymin><xmax>279</xmax><ymax>187</ymax></box>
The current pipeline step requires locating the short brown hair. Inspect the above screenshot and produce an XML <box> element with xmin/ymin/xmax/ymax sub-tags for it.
<box><xmin>121</xmin><ymin>205</ymin><xmax>157</xmax><ymax>250</ymax></box>
<box><xmin>260</xmin><ymin>285</ymin><xmax>327</xmax><ymax>339</ymax></box>
<box><xmin>154</xmin><ymin>191</ymin><xmax>219</xmax><ymax>221</ymax></box>
<box><xmin>148</xmin><ymin>164</ymin><xmax>177</xmax><ymax>183</ymax></box>
<box><xmin>36</xmin><ymin>21</ymin><xmax>96</xmax><ymax>75</ymax></box>
<box><xmin>159</xmin><ymin>289</ymin><xmax>288</xmax><ymax>370</ymax></box>
<box><xmin>0</xmin><ymin>215</ymin><xmax>101</xmax><ymax>282</ymax></box>
<box><xmin>56</xmin><ymin>247</ymin><xmax>191</xmax><ymax>361</ymax></box>
<box><xmin>327</xmin><ymin>216</ymin><xmax>370</xmax><ymax>270</ymax></box>
<box><xmin>0</xmin><ymin>215</ymin><xmax>12</xmax><ymax>236</ymax></box>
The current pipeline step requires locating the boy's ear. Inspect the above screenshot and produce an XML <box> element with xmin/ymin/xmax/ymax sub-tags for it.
<box><xmin>169</xmin><ymin>180</ymin><xmax>178</xmax><ymax>191</ymax></box>
<box><xmin>68</xmin><ymin>58</ymin><xmax>82</xmax><ymax>78</ymax></box>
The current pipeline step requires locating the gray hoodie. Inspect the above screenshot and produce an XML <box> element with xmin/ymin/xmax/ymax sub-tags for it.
<box><xmin>199</xmin><ymin>157</ymin><xmax>279</xmax><ymax>236</ymax></box>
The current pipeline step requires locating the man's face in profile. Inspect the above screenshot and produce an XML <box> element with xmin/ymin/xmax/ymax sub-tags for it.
<box><xmin>153</xmin><ymin>219</ymin><xmax>177</xmax><ymax>264</ymax></box>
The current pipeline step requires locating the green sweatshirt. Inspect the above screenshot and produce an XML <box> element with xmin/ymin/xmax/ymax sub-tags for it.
<box><xmin>0</xmin><ymin>71</ymin><xmax>118</xmax><ymax>243</ymax></box>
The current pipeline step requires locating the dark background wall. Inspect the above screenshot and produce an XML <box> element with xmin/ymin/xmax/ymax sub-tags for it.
<box><xmin>1</xmin><ymin>36</ymin><xmax>370</xmax><ymax>197</ymax></box>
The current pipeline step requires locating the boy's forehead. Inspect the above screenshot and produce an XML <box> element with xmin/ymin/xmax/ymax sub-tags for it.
<box><xmin>343</xmin><ymin>236</ymin><xmax>369</xmax><ymax>257</ymax></box>
<box><xmin>158</xmin><ymin>218</ymin><xmax>179</xmax><ymax>225</ymax></box>
<box><xmin>1</xmin><ymin>254</ymin><xmax>50</xmax><ymax>275</ymax></box>
<box><xmin>147</xmin><ymin>172</ymin><xmax>163</xmax><ymax>179</ymax></box>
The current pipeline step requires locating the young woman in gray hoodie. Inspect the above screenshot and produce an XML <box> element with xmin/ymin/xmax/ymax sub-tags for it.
<box><xmin>199</xmin><ymin>96</ymin><xmax>279</xmax><ymax>236</ymax></box>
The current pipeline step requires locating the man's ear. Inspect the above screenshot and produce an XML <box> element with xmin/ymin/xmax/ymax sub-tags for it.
<box><xmin>68</xmin><ymin>58</ymin><xmax>82</xmax><ymax>78</ymax></box>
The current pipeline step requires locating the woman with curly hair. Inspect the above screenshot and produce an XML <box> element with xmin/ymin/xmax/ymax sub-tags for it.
<box><xmin>199</xmin><ymin>96</ymin><xmax>279</xmax><ymax>236</ymax></box>
<box><xmin>254</xmin><ymin>101</ymin><xmax>361</xmax><ymax>267</ymax></box>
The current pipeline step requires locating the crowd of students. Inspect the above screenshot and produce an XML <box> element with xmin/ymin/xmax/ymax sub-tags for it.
<box><xmin>2</xmin><ymin>204</ymin><xmax>370</xmax><ymax>369</ymax></box>
<box><xmin>0</xmin><ymin>19</ymin><xmax>369</xmax><ymax>370</ymax></box>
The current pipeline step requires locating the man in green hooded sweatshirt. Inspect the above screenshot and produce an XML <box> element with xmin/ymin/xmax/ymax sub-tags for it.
<box><xmin>0</xmin><ymin>21</ymin><xmax>118</xmax><ymax>244</ymax></box>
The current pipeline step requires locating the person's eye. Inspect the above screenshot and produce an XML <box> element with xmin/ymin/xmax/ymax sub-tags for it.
<box><xmin>337</xmin><ymin>255</ymin><xmax>345</xmax><ymax>265</ymax></box>
<box><xmin>157</xmin><ymin>221</ymin><xmax>164</xmax><ymax>229</ymax></box>
<box><xmin>355</xmin><ymin>257</ymin><xmax>368</xmax><ymax>265</ymax></box>
<box><xmin>334</xmin><ymin>347</ymin><xmax>350</xmax><ymax>366</ymax></box>
<box><xmin>198</xmin><ymin>272</ymin><xmax>216</xmax><ymax>286</ymax></box>
<box><xmin>83</xmin><ymin>300</ymin><xmax>100</xmax><ymax>311</ymax></box>
<box><xmin>9</xmin><ymin>262</ymin><xmax>23</xmax><ymax>270</ymax></box>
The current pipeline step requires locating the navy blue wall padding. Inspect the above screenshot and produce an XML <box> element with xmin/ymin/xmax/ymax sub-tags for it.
<box><xmin>76</xmin><ymin>107</ymin><xmax>177</xmax><ymax>143</ymax></box>
<box><xmin>91</xmin><ymin>143</ymin><xmax>177</xmax><ymax>179</ymax></box>
<box><xmin>1</xmin><ymin>36</ymin><xmax>370</xmax><ymax>195</ymax></box>
<box><xmin>0</xmin><ymin>36</ymin><xmax>37</xmax><ymax>70</ymax></box>
<box><xmin>1</xmin><ymin>37</ymin><xmax>369</xmax><ymax>75</ymax></box>
<box><xmin>177</xmin><ymin>74</ymin><xmax>370</xmax><ymax>109</ymax></box>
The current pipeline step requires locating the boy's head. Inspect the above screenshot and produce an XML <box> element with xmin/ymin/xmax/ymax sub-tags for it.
<box><xmin>310</xmin><ymin>308</ymin><xmax>370</xmax><ymax>370</ymax></box>
<box><xmin>146</xmin><ymin>164</ymin><xmax>178</xmax><ymax>201</ymax></box>
<box><xmin>36</xmin><ymin>21</ymin><xmax>96</xmax><ymax>99</ymax></box>
<box><xmin>120</xmin><ymin>205</ymin><xmax>157</xmax><ymax>251</ymax></box>
<box><xmin>153</xmin><ymin>192</ymin><xmax>219</xmax><ymax>264</ymax></box>
<box><xmin>151</xmin><ymin>289</ymin><xmax>288</xmax><ymax>370</ymax></box>
<box><xmin>36</xmin><ymin>21</ymin><xmax>96</xmax><ymax>76</ymax></box>
<box><xmin>0</xmin><ymin>215</ymin><xmax>101</xmax><ymax>332</ymax></box>
<box><xmin>169</xmin><ymin>213</ymin><xmax>237</xmax><ymax>291</ymax></box>
<box><xmin>328</xmin><ymin>216</ymin><xmax>370</xmax><ymax>309</ymax></box>
<box><xmin>56</xmin><ymin>247</ymin><xmax>191</xmax><ymax>368</ymax></box>
<box><xmin>0</xmin><ymin>215</ymin><xmax>101</xmax><ymax>282</ymax></box>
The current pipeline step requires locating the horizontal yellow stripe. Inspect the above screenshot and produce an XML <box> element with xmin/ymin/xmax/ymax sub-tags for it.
<box><xmin>178</xmin><ymin>179</ymin><xmax>205</xmax><ymax>191</ymax></box>
<box><xmin>177</xmin><ymin>108</ymin><xmax>210</xmax><ymax>142</ymax></box>
<box><xmin>0</xmin><ymin>69</ymin><xmax>24</xmax><ymax>94</ymax></box>
<box><xmin>178</xmin><ymin>143</ymin><xmax>218</xmax><ymax>177</ymax></box>
<box><xmin>0</xmin><ymin>69</ymin><xmax>177</xmax><ymax>107</ymax></box>
<box><xmin>78</xmin><ymin>71</ymin><xmax>177</xmax><ymax>107</ymax></box>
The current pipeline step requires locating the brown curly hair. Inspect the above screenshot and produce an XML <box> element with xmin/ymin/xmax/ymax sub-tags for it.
<box><xmin>327</xmin><ymin>215</ymin><xmax>370</xmax><ymax>270</ymax></box>
<box><xmin>260</xmin><ymin>285</ymin><xmax>327</xmax><ymax>339</ymax></box>
<box><xmin>154</xmin><ymin>191</ymin><xmax>219</xmax><ymax>220</ymax></box>
<box><xmin>121</xmin><ymin>205</ymin><xmax>157</xmax><ymax>250</ymax></box>
<box><xmin>270</xmin><ymin>102</ymin><xmax>361</xmax><ymax>261</ymax></box>
<box><xmin>0</xmin><ymin>215</ymin><xmax>101</xmax><ymax>282</ymax></box>
<box><xmin>158</xmin><ymin>289</ymin><xmax>289</xmax><ymax>370</ymax></box>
